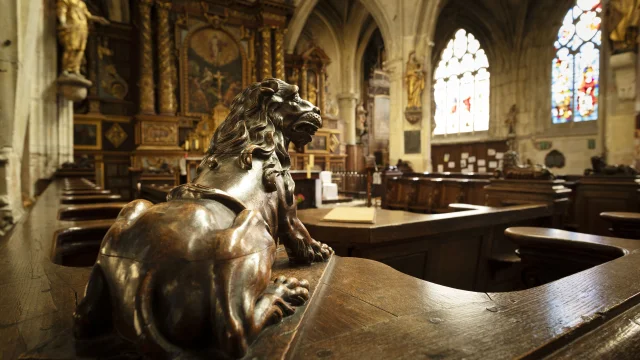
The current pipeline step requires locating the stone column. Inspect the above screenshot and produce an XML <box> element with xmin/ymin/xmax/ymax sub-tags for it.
<box><xmin>274</xmin><ymin>28</ymin><xmax>285</xmax><ymax>80</ymax></box>
<box><xmin>338</xmin><ymin>93</ymin><xmax>358</xmax><ymax>170</ymax></box>
<box><xmin>58</xmin><ymin>97</ymin><xmax>74</xmax><ymax>163</ymax></box>
<box><xmin>338</xmin><ymin>93</ymin><xmax>358</xmax><ymax>145</ymax></box>
<box><xmin>138</xmin><ymin>0</ymin><xmax>156</xmax><ymax>115</ymax></box>
<box><xmin>156</xmin><ymin>0</ymin><xmax>176</xmax><ymax>115</ymax></box>
<box><xmin>385</xmin><ymin>57</ymin><xmax>405</xmax><ymax>168</ymax></box>
<box><xmin>260</xmin><ymin>27</ymin><xmax>272</xmax><ymax>80</ymax></box>
<box><xmin>608</xmin><ymin>52</ymin><xmax>636</xmax><ymax>166</ymax></box>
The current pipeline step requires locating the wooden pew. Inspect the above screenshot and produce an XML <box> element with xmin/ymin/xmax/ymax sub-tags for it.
<box><xmin>600</xmin><ymin>211</ymin><xmax>640</xmax><ymax>239</ymax></box>
<box><xmin>385</xmin><ymin>176</ymin><xmax>489</xmax><ymax>213</ymax></box>
<box><xmin>8</xmin><ymin>178</ymin><xmax>640</xmax><ymax>359</ymax></box>
<box><xmin>299</xmin><ymin>204</ymin><xmax>554</xmax><ymax>291</ymax></box>
<box><xmin>505</xmin><ymin>227</ymin><xmax>631</xmax><ymax>287</ymax></box>
<box><xmin>574</xmin><ymin>175</ymin><xmax>640</xmax><ymax>235</ymax></box>
<box><xmin>384</xmin><ymin>177</ymin><xmax>417</xmax><ymax>210</ymax></box>
<box><xmin>57</xmin><ymin>203</ymin><xmax>127</xmax><ymax>221</ymax></box>
<box><xmin>60</xmin><ymin>194</ymin><xmax>122</xmax><ymax>205</ymax></box>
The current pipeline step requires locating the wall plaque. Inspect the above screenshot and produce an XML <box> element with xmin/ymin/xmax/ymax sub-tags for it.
<box><xmin>404</xmin><ymin>130</ymin><xmax>421</xmax><ymax>154</ymax></box>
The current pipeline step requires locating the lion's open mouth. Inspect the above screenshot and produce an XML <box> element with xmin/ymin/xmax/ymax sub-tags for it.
<box><xmin>289</xmin><ymin>112</ymin><xmax>322</xmax><ymax>146</ymax></box>
<box><xmin>292</xmin><ymin>112</ymin><xmax>322</xmax><ymax>134</ymax></box>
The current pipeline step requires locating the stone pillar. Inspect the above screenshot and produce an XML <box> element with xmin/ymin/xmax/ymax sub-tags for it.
<box><xmin>385</xmin><ymin>58</ymin><xmax>405</xmax><ymax>168</ymax></box>
<box><xmin>338</xmin><ymin>93</ymin><xmax>358</xmax><ymax>145</ymax></box>
<box><xmin>156</xmin><ymin>0</ymin><xmax>176</xmax><ymax>115</ymax></box>
<box><xmin>608</xmin><ymin>53</ymin><xmax>636</xmax><ymax>166</ymax></box>
<box><xmin>138</xmin><ymin>0</ymin><xmax>156</xmax><ymax>115</ymax></box>
<box><xmin>260</xmin><ymin>27</ymin><xmax>272</xmax><ymax>80</ymax></box>
<box><xmin>58</xmin><ymin>97</ymin><xmax>74</xmax><ymax>163</ymax></box>
<box><xmin>338</xmin><ymin>93</ymin><xmax>358</xmax><ymax>171</ymax></box>
<box><xmin>274</xmin><ymin>28</ymin><xmax>285</xmax><ymax>80</ymax></box>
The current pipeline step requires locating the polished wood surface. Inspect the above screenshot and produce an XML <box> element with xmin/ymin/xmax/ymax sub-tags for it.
<box><xmin>299</xmin><ymin>205</ymin><xmax>551</xmax><ymax>244</ymax></box>
<box><xmin>299</xmin><ymin>205</ymin><xmax>553</xmax><ymax>291</ymax></box>
<box><xmin>57</xmin><ymin>203</ymin><xmax>127</xmax><ymax>221</ymax></box>
<box><xmin>59</xmin><ymin>194</ymin><xmax>122</xmax><ymax>205</ymax></box>
<box><xmin>600</xmin><ymin>211</ymin><xmax>640</xmax><ymax>239</ymax></box>
<box><xmin>5</xmin><ymin>179</ymin><xmax>640</xmax><ymax>358</ymax></box>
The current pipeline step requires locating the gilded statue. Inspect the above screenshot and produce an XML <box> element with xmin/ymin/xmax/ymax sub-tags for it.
<box><xmin>405</xmin><ymin>52</ymin><xmax>425</xmax><ymax>109</ymax></box>
<box><xmin>609</xmin><ymin>0</ymin><xmax>640</xmax><ymax>44</ymax></box>
<box><xmin>308</xmin><ymin>80</ymin><xmax>318</xmax><ymax>105</ymax></box>
<box><xmin>56</xmin><ymin>0</ymin><xmax>109</xmax><ymax>75</ymax></box>
<box><xmin>73</xmin><ymin>79</ymin><xmax>333</xmax><ymax>358</ymax></box>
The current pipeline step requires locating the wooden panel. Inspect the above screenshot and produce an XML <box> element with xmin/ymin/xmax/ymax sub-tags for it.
<box><xmin>575</xmin><ymin>177</ymin><xmax>640</xmax><ymax>235</ymax></box>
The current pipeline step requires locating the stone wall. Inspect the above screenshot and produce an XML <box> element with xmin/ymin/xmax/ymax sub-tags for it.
<box><xmin>0</xmin><ymin>0</ymin><xmax>73</xmax><ymax>234</ymax></box>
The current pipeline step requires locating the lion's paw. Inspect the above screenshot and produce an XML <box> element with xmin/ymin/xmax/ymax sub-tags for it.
<box><xmin>310</xmin><ymin>239</ymin><xmax>333</xmax><ymax>262</ymax></box>
<box><xmin>287</xmin><ymin>239</ymin><xmax>334</xmax><ymax>264</ymax></box>
<box><xmin>274</xmin><ymin>275</ymin><xmax>310</xmax><ymax>306</ymax></box>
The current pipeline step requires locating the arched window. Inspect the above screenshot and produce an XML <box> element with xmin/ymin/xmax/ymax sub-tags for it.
<box><xmin>551</xmin><ymin>0</ymin><xmax>601</xmax><ymax>124</ymax></box>
<box><xmin>433</xmin><ymin>29</ymin><xmax>490</xmax><ymax>135</ymax></box>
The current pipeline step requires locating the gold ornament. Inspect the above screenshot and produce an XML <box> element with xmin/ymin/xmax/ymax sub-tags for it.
<box><xmin>105</xmin><ymin>123</ymin><xmax>128</xmax><ymax>148</ymax></box>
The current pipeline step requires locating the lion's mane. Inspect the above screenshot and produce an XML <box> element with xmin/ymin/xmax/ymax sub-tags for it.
<box><xmin>198</xmin><ymin>79</ymin><xmax>291</xmax><ymax>174</ymax></box>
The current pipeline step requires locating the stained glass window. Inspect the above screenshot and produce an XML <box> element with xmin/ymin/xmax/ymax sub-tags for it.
<box><xmin>551</xmin><ymin>0</ymin><xmax>601</xmax><ymax>124</ymax></box>
<box><xmin>433</xmin><ymin>29</ymin><xmax>490</xmax><ymax>135</ymax></box>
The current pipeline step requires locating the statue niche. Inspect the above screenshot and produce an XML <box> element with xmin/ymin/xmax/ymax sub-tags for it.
<box><xmin>73</xmin><ymin>79</ymin><xmax>333</xmax><ymax>359</ymax></box>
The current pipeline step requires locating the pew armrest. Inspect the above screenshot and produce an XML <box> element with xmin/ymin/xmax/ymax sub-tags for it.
<box><xmin>504</xmin><ymin>227</ymin><xmax>627</xmax><ymax>257</ymax></box>
<box><xmin>600</xmin><ymin>212</ymin><xmax>640</xmax><ymax>224</ymax></box>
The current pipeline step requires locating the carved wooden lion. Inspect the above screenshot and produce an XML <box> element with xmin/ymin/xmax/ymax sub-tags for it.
<box><xmin>73</xmin><ymin>79</ymin><xmax>333</xmax><ymax>358</ymax></box>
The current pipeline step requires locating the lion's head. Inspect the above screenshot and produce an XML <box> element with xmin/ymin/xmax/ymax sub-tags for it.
<box><xmin>200</xmin><ymin>78</ymin><xmax>321</xmax><ymax>172</ymax></box>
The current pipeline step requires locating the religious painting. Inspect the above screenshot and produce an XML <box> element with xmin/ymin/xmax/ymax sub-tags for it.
<box><xmin>73</xmin><ymin>119</ymin><xmax>102</xmax><ymax>150</ymax></box>
<box><xmin>305</xmin><ymin>134</ymin><xmax>329</xmax><ymax>154</ymax></box>
<box><xmin>181</xmin><ymin>26</ymin><xmax>247</xmax><ymax>117</ymax></box>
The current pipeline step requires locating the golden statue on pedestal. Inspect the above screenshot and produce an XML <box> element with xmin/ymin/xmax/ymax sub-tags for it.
<box><xmin>56</xmin><ymin>0</ymin><xmax>108</xmax><ymax>75</ymax></box>
<box><xmin>405</xmin><ymin>52</ymin><xmax>425</xmax><ymax>109</ymax></box>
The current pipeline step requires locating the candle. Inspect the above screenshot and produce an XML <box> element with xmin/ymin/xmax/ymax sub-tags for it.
<box><xmin>184</xmin><ymin>140</ymin><xmax>190</xmax><ymax>151</ymax></box>
<box><xmin>194</xmin><ymin>139</ymin><xmax>199</xmax><ymax>150</ymax></box>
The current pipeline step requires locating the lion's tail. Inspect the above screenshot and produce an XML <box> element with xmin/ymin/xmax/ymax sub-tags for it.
<box><xmin>135</xmin><ymin>269</ymin><xmax>183</xmax><ymax>359</ymax></box>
